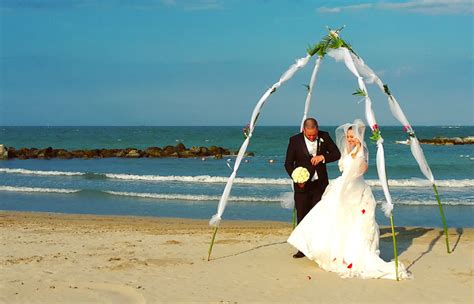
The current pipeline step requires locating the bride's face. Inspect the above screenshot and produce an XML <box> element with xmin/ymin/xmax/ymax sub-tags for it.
<box><xmin>346</xmin><ymin>129</ymin><xmax>360</xmax><ymax>147</ymax></box>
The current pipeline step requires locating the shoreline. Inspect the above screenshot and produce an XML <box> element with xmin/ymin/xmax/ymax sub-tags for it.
<box><xmin>1</xmin><ymin>210</ymin><xmax>473</xmax><ymax>303</ymax></box>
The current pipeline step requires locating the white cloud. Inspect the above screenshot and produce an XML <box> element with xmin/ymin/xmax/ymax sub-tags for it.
<box><xmin>317</xmin><ymin>0</ymin><xmax>474</xmax><ymax>15</ymax></box>
<box><xmin>0</xmin><ymin>0</ymin><xmax>224</xmax><ymax>11</ymax></box>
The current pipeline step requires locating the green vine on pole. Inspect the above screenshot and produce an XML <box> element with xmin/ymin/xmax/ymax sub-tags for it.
<box><xmin>207</xmin><ymin>226</ymin><xmax>219</xmax><ymax>261</ymax></box>
<box><xmin>292</xmin><ymin>208</ymin><xmax>297</xmax><ymax>229</ymax></box>
<box><xmin>389</xmin><ymin>213</ymin><xmax>400</xmax><ymax>281</ymax></box>
<box><xmin>433</xmin><ymin>184</ymin><xmax>451</xmax><ymax>253</ymax></box>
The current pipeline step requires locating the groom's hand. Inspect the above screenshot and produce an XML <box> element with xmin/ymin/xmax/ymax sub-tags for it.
<box><xmin>311</xmin><ymin>155</ymin><xmax>325</xmax><ymax>166</ymax></box>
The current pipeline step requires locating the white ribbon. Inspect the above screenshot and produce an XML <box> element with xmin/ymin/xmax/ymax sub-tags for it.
<box><xmin>210</xmin><ymin>53</ymin><xmax>312</xmax><ymax>227</ymax></box>
<box><xmin>300</xmin><ymin>57</ymin><xmax>322</xmax><ymax>131</ymax></box>
<box><xmin>348</xmin><ymin>52</ymin><xmax>436</xmax><ymax>186</ymax></box>
<box><xmin>328</xmin><ymin>47</ymin><xmax>394</xmax><ymax>217</ymax></box>
<box><xmin>410</xmin><ymin>137</ymin><xmax>435</xmax><ymax>183</ymax></box>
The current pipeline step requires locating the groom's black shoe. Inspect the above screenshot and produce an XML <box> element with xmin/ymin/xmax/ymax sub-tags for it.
<box><xmin>293</xmin><ymin>251</ymin><xmax>305</xmax><ymax>259</ymax></box>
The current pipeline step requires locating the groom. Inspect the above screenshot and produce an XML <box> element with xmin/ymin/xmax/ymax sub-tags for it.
<box><xmin>284</xmin><ymin>118</ymin><xmax>341</xmax><ymax>258</ymax></box>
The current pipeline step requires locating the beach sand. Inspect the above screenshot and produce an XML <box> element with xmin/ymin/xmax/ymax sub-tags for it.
<box><xmin>0</xmin><ymin>211</ymin><xmax>472</xmax><ymax>303</ymax></box>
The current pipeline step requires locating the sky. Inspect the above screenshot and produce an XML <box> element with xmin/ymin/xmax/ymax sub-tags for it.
<box><xmin>0</xmin><ymin>0</ymin><xmax>473</xmax><ymax>126</ymax></box>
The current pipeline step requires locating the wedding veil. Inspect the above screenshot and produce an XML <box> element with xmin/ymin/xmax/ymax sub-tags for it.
<box><xmin>335</xmin><ymin>119</ymin><xmax>369</xmax><ymax>172</ymax></box>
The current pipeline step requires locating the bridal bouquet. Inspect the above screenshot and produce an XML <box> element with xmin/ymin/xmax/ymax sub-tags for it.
<box><xmin>292</xmin><ymin>167</ymin><xmax>310</xmax><ymax>185</ymax></box>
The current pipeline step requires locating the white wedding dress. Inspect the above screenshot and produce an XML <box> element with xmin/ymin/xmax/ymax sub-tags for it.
<box><xmin>288</xmin><ymin>140</ymin><xmax>410</xmax><ymax>280</ymax></box>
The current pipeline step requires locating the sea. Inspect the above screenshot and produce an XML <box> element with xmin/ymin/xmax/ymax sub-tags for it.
<box><xmin>0</xmin><ymin>126</ymin><xmax>472</xmax><ymax>228</ymax></box>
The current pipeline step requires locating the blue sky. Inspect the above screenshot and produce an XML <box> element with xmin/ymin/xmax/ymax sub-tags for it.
<box><xmin>0</xmin><ymin>0</ymin><xmax>472</xmax><ymax>126</ymax></box>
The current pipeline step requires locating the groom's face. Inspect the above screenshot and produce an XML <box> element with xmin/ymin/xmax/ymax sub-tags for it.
<box><xmin>304</xmin><ymin>127</ymin><xmax>318</xmax><ymax>142</ymax></box>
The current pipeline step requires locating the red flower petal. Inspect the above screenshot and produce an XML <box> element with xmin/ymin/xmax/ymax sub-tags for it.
<box><xmin>347</xmin><ymin>263</ymin><xmax>353</xmax><ymax>269</ymax></box>
<box><xmin>361</xmin><ymin>209</ymin><xmax>366</xmax><ymax>214</ymax></box>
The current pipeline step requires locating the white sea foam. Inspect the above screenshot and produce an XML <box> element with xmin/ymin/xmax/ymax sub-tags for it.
<box><xmin>102</xmin><ymin>191</ymin><xmax>474</xmax><ymax>206</ymax></box>
<box><xmin>104</xmin><ymin>173</ymin><xmax>290</xmax><ymax>185</ymax></box>
<box><xmin>0</xmin><ymin>185</ymin><xmax>471</xmax><ymax>205</ymax></box>
<box><xmin>0</xmin><ymin>168</ymin><xmax>84</xmax><ymax>176</ymax></box>
<box><xmin>105</xmin><ymin>173</ymin><xmax>474</xmax><ymax>188</ymax></box>
<box><xmin>0</xmin><ymin>186</ymin><xmax>80</xmax><ymax>194</ymax></box>
<box><xmin>104</xmin><ymin>191</ymin><xmax>281</xmax><ymax>202</ymax></box>
<box><xmin>1</xmin><ymin>167</ymin><xmax>473</xmax><ymax>188</ymax></box>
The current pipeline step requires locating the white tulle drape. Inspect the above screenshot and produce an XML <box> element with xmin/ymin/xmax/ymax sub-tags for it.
<box><xmin>327</xmin><ymin>48</ymin><xmax>394</xmax><ymax>217</ymax></box>
<box><xmin>348</xmin><ymin>53</ymin><xmax>435</xmax><ymax>183</ymax></box>
<box><xmin>280</xmin><ymin>57</ymin><xmax>323</xmax><ymax>210</ymax></box>
<box><xmin>209</xmin><ymin>54</ymin><xmax>312</xmax><ymax>227</ymax></box>
<box><xmin>300</xmin><ymin>57</ymin><xmax>322</xmax><ymax>131</ymax></box>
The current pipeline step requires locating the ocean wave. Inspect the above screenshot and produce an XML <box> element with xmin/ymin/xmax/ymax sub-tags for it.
<box><xmin>105</xmin><ymin>174</ymin><xmax>474</xmax><ymax>188</ymax></box>
<box><xmin>0</xmin><ymin>168</ymin><xmax>84</xmax><ymax>176</ymax></box>
<box><xmin>0</xmin><ymin>186</ymin><xmax>472</xmax><ymax>205</ymax></box>
<box><xmin>1</xmin><ymin>167</ymin><xmax>473</xmax><ymax>188</ymax></box>
<box><xmin>366</xmin><ymin>179</ymin><xmax>474</xmax><ymax>188</ymax></box>
<box><xmin>0</xmin><ymin>186</ymin><xmax>80</xmax><ymax>194</ymax></box>
<box><xmin>104</xmin><ymin>173</ymin><xmax>290</xmax><ymax>185</ymax></box>
<box><xmin>104</xmin><ymin>191</ymin><xmax>281</xmax><ymax>202</ymax></box>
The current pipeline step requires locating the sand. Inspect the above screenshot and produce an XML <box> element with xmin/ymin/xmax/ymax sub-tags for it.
<box><xmin>0</xmin><ymin>211</ymin><xmax>472</xmax><ymax>303</ymax></box>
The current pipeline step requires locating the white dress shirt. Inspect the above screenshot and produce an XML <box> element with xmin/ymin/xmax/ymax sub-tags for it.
<box><xmin>304</xmin><ymin>136</ymin><xmax>319</xmax><ymax>181</ymax></box>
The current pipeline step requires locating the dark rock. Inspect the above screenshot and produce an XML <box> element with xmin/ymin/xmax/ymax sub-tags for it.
<box><xmin>71</xmin><ymin>150</ymin><xmax>85</xmax><ymax>158</ymax></box>
<box><xmin>126</xmin><ymin>149</ymin><xmax>141</xmax><ymax>158</ymax></box>
<box><xmin>145</xmin><ymin>147</ymin><xmax>162</xmax><ymax>157</ymax></box>
<box><xmin>420</xmin><ymin>136</ymin><xmax>474</xmax><ymax>145</ymax></box>
<box><xmin>6</xmin><ymin>147</ymin><xmax>16</xmax><ymax>159</ymax></box>
<box><xmin>189</xmin><ymin>146</ymin><xmax>200</xmax><ymax>154</ymax></box>
<box><xmin>163</xmin><ymin>146</ymin><xmax>176</xmax><ymax>155</ymax></box>
<box><xmin>199</xmin><ymin>147</ymin><xmax>209</xmax><ymax>156</ymax></box>
<box><xmin>4</xmin><ymin>145</ymin><xmax>254</xmax><ymax>160</ymax></box>
<box><xmin>26</xmin><ymin>148</ymin><xmax>39</xmax><ymax>158</ymax></box>
<box><xmin>178</xmin><ymin>150</ymin><xmax>196</xmax><ymax>158</ymax></box>
<box><xmin>0</xmin><ymin>145</ymin><xmax>8</xmax><ymax>160</ymax></box>
<box><xmin>175</xmin><ymin>143</ymin><xmax>186</xmax><ymax>152</ymax></box>
<box><xmin>57</xmin><ymin>149</ymin><xmax>73</xmax><ymax>159</ymax></box>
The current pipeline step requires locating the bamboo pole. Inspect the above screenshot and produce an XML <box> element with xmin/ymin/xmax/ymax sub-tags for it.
<box><xmin>292</xmin><ymin>208</ymin><xmax>297</xmax><ymax>229</ymax></box>
<box><xmin>389</xmin><ymin>213</ymin><xmax>399</xmax><ymax>281</ymax></box>
<box><xmin>207</xmin><ymin>226</ymin><xmax>219</xmax><ymax>261</ymax></box>
<box><xmin>432</xmin><ymin>184</ymin><xmax>451</xmax><ymax>253</ymax></box>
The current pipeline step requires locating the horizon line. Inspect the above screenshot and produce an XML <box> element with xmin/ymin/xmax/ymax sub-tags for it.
<box><xmin>1</xmin><ymin>125</ymin><xmax>473</xmax><ymax>128</ymax></box>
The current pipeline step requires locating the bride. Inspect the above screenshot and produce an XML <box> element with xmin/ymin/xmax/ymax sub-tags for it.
<box><xmin>287</xmin><ymin>119</ymin><xmax>410</xmax><ymax>280</ymax></box>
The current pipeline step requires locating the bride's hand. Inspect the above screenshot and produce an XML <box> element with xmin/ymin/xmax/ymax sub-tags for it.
<box><xmin>351</xmin><ymin>141</ymin><xmax>361</xmax><ymax>158</ymax></box>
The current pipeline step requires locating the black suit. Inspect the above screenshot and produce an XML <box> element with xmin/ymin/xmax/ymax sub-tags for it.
<box><xmin>284</xmin><ymin>131</ymin><xmax>341</xmax><ymax>224</ymax></box>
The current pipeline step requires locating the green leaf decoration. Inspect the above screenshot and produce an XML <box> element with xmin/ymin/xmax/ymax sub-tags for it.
<box><xmin>306</xmin><ymin>43</ymin><xmax>318</xmax><ymax>56</ymax></box>
<box><xmin>341</xmin><ymin>40</ymin><xmax>359</xmax><ymax>57</ymax></box>
<box><xmin>306</xmin><ymin>26</ymin><xmax>359</xmax><ymax>58</ymax></box>
<box><xmin>330</xmin><ymin>36</ymin><xmax>344</xmax><ymax>49</ymax></box>
<box><xmin>369</xmin><ymin>129</ymin><xmax>382</xmax><ymax>143</ymax></box>
<box><xmin>352</xmin><ymin>89</ymin><xmax>367</xmax><ymax>97</ymax></box>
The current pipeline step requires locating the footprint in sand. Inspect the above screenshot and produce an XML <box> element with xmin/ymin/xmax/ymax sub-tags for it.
<box><xmin>15</xmin><ymin>281</ymin><xmax>146</xmax><ymax>304</ymax></box>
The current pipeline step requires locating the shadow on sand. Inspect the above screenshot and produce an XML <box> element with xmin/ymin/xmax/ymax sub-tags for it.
<box><xmin>210</xmin><ymin>241</ymin><xmax>287</xmax><ymax>261</ymax></box>
<box><xmin>210</xmin><ymin>227</ymin><xmax>464</xmax><ymax>266</ymax></box>
<box><xmin>379</xmin><ymin>227</ymin><xmax>463</xmax><ymax>270</ymax></box>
